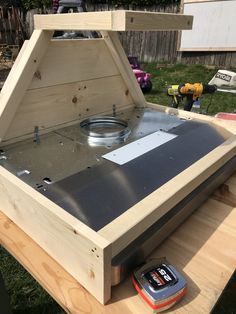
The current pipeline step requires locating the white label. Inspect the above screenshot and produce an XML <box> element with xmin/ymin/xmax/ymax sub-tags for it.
<box><xmin>102</xmin><ymin>131</ymin><xmax>177</xmax><ymax>165</ymax></box>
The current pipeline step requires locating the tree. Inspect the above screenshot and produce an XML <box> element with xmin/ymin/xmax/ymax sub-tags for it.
<box><xmin>0</xmin><ymin>0</ymin><xmax>180</xmax><ymax>10</ymax></box>
<box><xmin>89</xmin><ymin>0</ymin><xmax>180</xmax><ymax>5</ymax></box>
<box><xmin>21</xmin><ymin>0</ymin><xmax>51</xmax><ymax>10</ymax></box>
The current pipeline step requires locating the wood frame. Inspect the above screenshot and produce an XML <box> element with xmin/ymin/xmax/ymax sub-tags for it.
<box><xmin>0</xmin><ymin>10</ymin><xmax>235</xmax><ymax>304</ymax></box>
<box><xmin>34</xmin><ymin>10</ymin><xmax>193</xmax><ymax>31</ymax></box>
<box><xmin>1</xmin><ymin>171</ymin><xmax>236</xmax><ymax>313</ymax></box>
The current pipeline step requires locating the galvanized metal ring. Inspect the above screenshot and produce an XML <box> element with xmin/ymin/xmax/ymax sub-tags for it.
<box><xmin>80</xmin><ymin>116</ymin><xmax>130</xmax><ymax>145</ymax></box>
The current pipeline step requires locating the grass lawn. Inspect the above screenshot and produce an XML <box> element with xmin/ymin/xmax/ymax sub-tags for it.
<box><xmin>0</xmin><ymin>63</ymin><xmax>235</xmax><ymax>314</ymax></box>
<box><xmin>0</xmin><ymin>247</ymin><xmax>64</xmax><ymax>314</ymax></box>
<box><xmin>143</xmin><ymin>63</ymin><xmax>236</xmax><ymax>114</ymax></box>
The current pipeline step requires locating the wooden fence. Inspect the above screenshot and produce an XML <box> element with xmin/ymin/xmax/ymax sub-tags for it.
<box><xmin>119</xmin><ymin>5</ymin><xmax>180</xmax><ymax>64</ymax></box>
<box><xmin>0</xmin><ymin>6</ymin><xmax>26</xmax><ymax>46</ymax></box>
<box><xmin>1</xmin><ymin>4</ymin><xmax>236</xmax><ymax>67</ymax></box>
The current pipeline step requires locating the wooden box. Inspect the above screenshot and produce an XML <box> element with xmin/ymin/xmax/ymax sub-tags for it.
<box><xmin>0</xmin><ymin>10</ymin><xmax>235</xmax><ymax>304</ymax></box>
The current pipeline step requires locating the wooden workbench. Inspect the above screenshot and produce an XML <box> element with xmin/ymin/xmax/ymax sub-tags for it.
<box><xmin>0</xmin><ymin>172</ymin><xmax>235</xmax><ymax>313</ymax></box>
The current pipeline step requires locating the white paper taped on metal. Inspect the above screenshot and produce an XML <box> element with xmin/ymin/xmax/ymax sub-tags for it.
<box><xmin>102</xmin><ymin>131</ymin><xmax>177</xmax><ymax>165</ymax></box>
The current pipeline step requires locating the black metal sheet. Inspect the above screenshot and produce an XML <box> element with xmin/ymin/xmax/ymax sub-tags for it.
<box><xmin>40</xmin><ymin>121</ymin><xmax>225</xmax><ymax>231</ymax></box>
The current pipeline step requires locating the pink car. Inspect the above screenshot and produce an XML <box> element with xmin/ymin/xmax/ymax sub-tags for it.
<box><xmin>128</xmin><ymin>56</ymin><xmax>152</xmax><ymax>93</ymax></box>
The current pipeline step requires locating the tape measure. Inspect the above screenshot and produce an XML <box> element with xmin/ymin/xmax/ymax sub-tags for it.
<box><xmin>132</xmin><ymin>258</ymin><xmax>187</xmax><ymax>313</ymax></box>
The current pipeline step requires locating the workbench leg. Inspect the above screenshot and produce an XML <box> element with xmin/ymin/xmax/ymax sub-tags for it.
<box><xmin>0</xmin><ymin>271</ymin><xmax>12</xmax><ymax>314</ymax></box>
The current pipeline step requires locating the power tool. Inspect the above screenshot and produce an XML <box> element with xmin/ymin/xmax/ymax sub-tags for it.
<box><xmin>167</xmin><ymin>83</ymin><xmax>217</xmax><ymax>111</ymax></box>
<box><xmin>132</xmin><ymin>258</ymin><xmax>187</xmax><ymax>313</ymax></box>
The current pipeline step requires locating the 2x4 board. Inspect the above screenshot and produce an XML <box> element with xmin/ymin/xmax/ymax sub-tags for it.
<box><xmin>0</xmin><ymin>11</ymin><xmax>235</xmax><ymax>304</ymax></box>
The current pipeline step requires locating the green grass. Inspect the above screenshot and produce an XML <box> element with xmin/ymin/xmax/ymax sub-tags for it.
<box><xmin>142</xmin><ymin>63</ymin><xmax>236</xmax><ymax>114</ymax></box>
<box><xmin>0</xmin><ymin>247</ymin><xmax>65</xmax><ymax>314</ymax></box>
<box><xmin>0</xmin><ymin>63</ymin><xmax>235</xmax><ymax>314</ymax></box>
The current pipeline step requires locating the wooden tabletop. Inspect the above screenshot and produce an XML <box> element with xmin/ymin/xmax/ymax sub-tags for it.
<box><xmin>0</xmin><ymin>172</ymin><xmax>236</xmax><ymax>314</ymax></box>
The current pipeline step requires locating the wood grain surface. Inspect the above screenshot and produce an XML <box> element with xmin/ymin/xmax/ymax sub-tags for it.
<box><xmin>0</xmin><ymin>30</ymin><xmax>52</xmax><ymax>142</ymax></box>
<box><xmin>34</xmin><ymin>11</ymin><xmax>193</xmax><ymax>32</ymax></box>
<box><xmin>1</xmin><ymin>172</ymin><xmax>235</xmax><ymax>313</ymax></box>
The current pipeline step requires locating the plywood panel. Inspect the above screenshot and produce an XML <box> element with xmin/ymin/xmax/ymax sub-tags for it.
<box><xmin>29</xmin><ymin>39</ymin><xmax>120</xmax><ymax>89</ymax></box>
<box><xmin>4</xmin><ymin>75</ymin><xmax>133</xmax><ymax>142</ymax></box>
<box><xmin>180</xmin><ymin>0</ymin><xmax>236</xmax><ymax>51</ymax></box>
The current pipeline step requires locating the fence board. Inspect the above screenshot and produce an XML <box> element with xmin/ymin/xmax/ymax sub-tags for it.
<box><xmin>0</xmin><ymin>4</ymin><xmax>236</xmax><ymax>68</ymax></box>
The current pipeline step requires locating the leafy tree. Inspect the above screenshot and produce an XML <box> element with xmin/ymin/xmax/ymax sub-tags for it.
<box><xmin>89</xmin><ymin>0</ymin><xmax>179</xmax><ymax>5</ymax></box>
<box><xmin>0</xmin><ymin>0</ymin><xmax>180</xmax><ymax>10</ymax></box>
<box><xmin>0</xmin><ymin>0</ymin><xmax>51</xmax><ymax>9</ymax></box>
<box><xmin>0</xmin><ymin>0</ymin><xmax>21</xmax><ymax>6</ymax></box>
<box><xmin>21</xmin><ymin>0</ymin><xmax>51</xmax><ymax>10</ymax></box>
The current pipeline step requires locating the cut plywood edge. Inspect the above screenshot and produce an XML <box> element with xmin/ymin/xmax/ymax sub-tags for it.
<box><xmin>0</xmin><ymin>166</ymin><xmax>112</xmax><ymax>304</ymax></box>
<box><xmin>34</xmin><ymin>10</ymin><xmax>193</xmax><ymax>31</ymax></box>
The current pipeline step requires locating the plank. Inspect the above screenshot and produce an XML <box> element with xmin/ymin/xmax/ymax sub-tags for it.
<box><xmin>123</xmin><ymin>11</ymin><xmax>193</xmax><ymax>31</ymax></box>
<box><xmin>99</xmin><ymin>135</ymin><xmax>236</xmax><ymax>257</ymax></box>
<box><xmin>29</xmin><ymin>39</ymin><xmax>120</xmax><ymax>89</ymax></box>
<box><xmin>0</xmin><ymin>174</ymin><xmax>235</xmax><ymax>313</ymax></box>
<box><xmin>147</xmin><ymin>102</ymin><xmax>236</xmax><ymax>135</ymax></box>
<box><xmin>0</xmin><ymin>30</ymin><xmax>52</xmax><ymax>143</ymax></box>
<box><xmin>101</xmin><ymin>31</ymin><xmax>146</xmax><ymax>107</ymax></box>
<box><xmin>4</xmin><ymin>75</ymin><xmax>133</xmax><ymax>142</ymax></box>
<box><xmin>34</xmin><ymin>11</ymin><xmax>114</xmax><ymax>31</ymax></box>
<box><xmin>0</xmin><ymin>166</ymin><xmax>112</xmax><ymax>304</ymax></box>
<box><xmin>34</xmin><ymin>10</ymin><xmax>193</xmax><ymax>31</ymax></box>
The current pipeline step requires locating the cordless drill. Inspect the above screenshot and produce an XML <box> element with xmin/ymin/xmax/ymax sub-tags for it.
<box><xmin>167</xmin><ymin>83</ymin><xmax>217</xmax><ymax>111</ymax></box>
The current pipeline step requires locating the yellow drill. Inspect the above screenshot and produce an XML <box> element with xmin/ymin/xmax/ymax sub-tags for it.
<box><xmin>167</xmin><ymin>83</ymin><xmax>217</xmax><ymax>111</ymax></box>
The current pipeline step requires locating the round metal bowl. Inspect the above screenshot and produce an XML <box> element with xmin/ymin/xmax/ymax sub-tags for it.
<box><xmin>80</xmin><ymin>116</ymin><xmax>130</xmax><ymax>146</ymax></box>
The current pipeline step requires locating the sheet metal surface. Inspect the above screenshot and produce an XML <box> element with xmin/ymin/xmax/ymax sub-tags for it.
<box><xmin>0</xmin><ymin>108</ymin><xmax>226</xmax><ymax>231</ymax></box>
<box><xmin>1</xmin><ymin>108</ymin><xmax>184</xmax><ymax>182</ymax></box>
<box><xmin>40</xmin><ymin>121</ymin><xmax>225</xmax><ymax>231</ymax></box>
